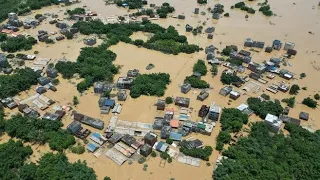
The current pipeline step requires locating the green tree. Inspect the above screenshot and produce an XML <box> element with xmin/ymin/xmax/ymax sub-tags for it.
<box><xmin>261</xmin><ymin>93</ymin><xmax>270</xmax><ymax>100</ymax></box>
<box><xmin>220</xmin><ymin>73</ymin><xmax>240</xmax><ymax>85</ymax></box>
<box><xmin>193</xmin><ymin>59</ymin><xmax>207</xmax><ymax>76</ymax></box>
<box><xmin>282</xmin><ymin>97</ymin><xmax>295</xmax><ymax>108</ymax></box>
<box><xmin>289</xmin><ymin>84</ymin><xmax>300</xmax><ymax>95</ymax></box>
<box><xmin>314</xmin><ymin>94</ymin><xmax>320</xmax><ymax>100</ymax></box>
<box><xmin>185</xmin><ymin>76</ymin><xmax>209</xmax><ymax>89</ymax></box>
<box><xmin>247</xmin><ymin>97</ymin><xmax>283</xmax><ymax>119</ymax></box>
<box><xmin>211</xmin><ymin>64</ymin><xmax>218</xmax><ymax>76</ymax></box>
<box><xmin>71</xmin><ymin>145</ymin><xmax>86</xmax><ymax>154</ymax></box>
<box><xmin>73</xmin><ymin>96</ymin><xmax>79</xmax><ymax>105</ymax></box>
<box><xmin>165</xmin><ymin>96</ymin><xmax>173</xmax><ymax>104</ymax></box>
<box><xmin>302</xmin><ymin>97</ymin><xmax>318</xmax><ymax>108</ymax></box>
<box><xmin>35</xmin><ymin>13</ymin><xmax>43</xmax><ymax>19</ymax></box>
<box><xmin>104</xmin><ymin>177</ymin><xmax>112</xmax><ymax>180</ymax></box>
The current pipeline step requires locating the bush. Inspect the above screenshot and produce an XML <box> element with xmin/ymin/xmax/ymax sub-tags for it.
<box><xmin>130</xmin><ymin>73</ymin><xmax>170</xmax><ymax>98</ymax></box>
<box><xmin>160</xmin><ymin>152</ymin><xmax>170</xmax><ymax>160</ymax></box>
<box><xmin>289</xmin><ymin>84</ymin><xmax>300</xmax><ymax>95</ymax></box>
<box><xmin>166</xmin><ymin>138</ymin><xmax>173</xmax><ymax>145</ymax></box>
<box><xmin>193</xmin><ymin>60</ymin><xmax>207</xmax><ymax>76</ymax></box>
<box><xmin>179</xmin><ymin>146</ymin><xmax>213</xmax><ymax>161</ymax></box>
<box><xmin>104</xmin><ymin>177</ymin><xmax>111</xmax><ymax>180</ymax></box>
<box><xmin>35</xmin><ymin>14</ymin><xmax>43</xmax><ymax>19</ymax></box>
<box><xmin>165</xmin><ymin>97</ymin><xmax>173</xmax><ymax>104</ymax></box>
<box><xmin>197</xmin><ymin>0</ymin><xmax>207</xmax><ymax>4</ymax></box>
<box><xmin>302</xmin><ymin>87</ymin><xmax>307</xmax><ymax>90</ymax></box>
<box><xmin>220</xmin><ymin>73</ymin><xmax>240</xmax><ymax>85</ymax></box>
<box><xmin>51</xmin><ymin>79</ymin><xmax>60</xmax><ymax>85</ymax></box>
<box><xmin>282</xmin><ymin>97</ymin><xmax>295</xmax><ymax>108</ymax></box>
<box><xmin>247</xmin><ymin>97</ymin><xmax>283</xmax><ymax>119</ymax></box>
<box><xmin>67</xmin><ymin>8</ymin><xmax>86</xmax><ymax>15</ymax></box>
<box><xmin>45</xmin><ymin>39</ymin><xmax>55</xmax><ymax>44</ymax></box>
<box><xmin>314</xmin><ymin>94</ymin><xmax>320</xmax><ymax>100</ymax></box>
<box><xmin>151</xmin><ymin>151</ymin><xmax>157</xmax><ymax>157</ymax></box>
<box><xmin>138</xmin><ymin>157</ymin><xmax>146</xmax><ymax>164</ymax></box>
<box><xmin>71</xmin><ymin>145</ymin><xmax>85</xmax><ymax>154</ymax></box>
<box><xmin>185</xmin><ymin>76</ymin><xmax>209</xmax><ymax>89</ymax></box>
<box><xmin>302</xmin><ymin>97</ymin><xmax>318</xmax><ymax>108</ymax></box>
<box><xmin>300</xmin><ymin>73</ymin><xmax>306</xmax><ymax>79</ymax></box>
<box><xmin>73</xmin><ymin>96</ymin><xmax>79</xmax><ymax>105</ymax></box>
<box><xmin>211</xmin><ymin>64</ymin><xmax>218</xmax><ymax>76</ymax></box>
<box><xmin>261</xmin><ymin>93</ymin><xmax>270</xmax><ymax>100</ymax></box>
<box><xmin>224</xmin><ymin>13</ymin><xmax>230</xmax><ymax>17</ymax></box>
<box><xmin>133</xmin><ymin>39</ymin><xmax>144</xmax><ymax>46</ymax></box>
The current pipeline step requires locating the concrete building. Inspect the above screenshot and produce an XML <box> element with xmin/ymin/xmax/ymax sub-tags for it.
<box><xmin>208</xmin><ymin>102</ymin><xmax>221</xmax><ymax>121</ymax></box>
<box><xmin>181</xmin><ymin>83</ymin><xmax>191</xmax><ymax>94</ymax></box>
<box><xmin>284</xmin><ymin>42</ymin><xmax>295</xmax><ymax>51</ymax></box>
<box><xmin>272</xmin><ymin>40</ymin><xmax>282</xmax><ymax>50</ymax></box>
<box><xmin>117</xmin><ymin>77</ymin><xmax>133</xmax><ymax>89</ymax></box>
<box><xmin>264</xmin><ymin>114</ymin><xmax>282</xmax><ymax>133</ymax></box>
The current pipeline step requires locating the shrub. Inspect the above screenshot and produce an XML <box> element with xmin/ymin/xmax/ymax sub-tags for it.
<box><xmin>166</xmin><ymin>138</ymin><xmax>173</xmax><ymax>145</ymax></box>
<box><xmin>261</xmin><ymin>93</ymin><xmax>270</xmax><ymax>100</ymax></box>
<box><xmin>138</xmin><ymin>157</ymin><xmax>146</xmax><ymax>164</ymax></box>
<box><xmin>133</xmin><ymin>39</ymin><xmax>144</xmax><ymax>46</ymax></box>
<box><xmin>211</xmin><ymin>64</ymin><xmax>218</xmax><ymax>76</ymax></box>
<box><xmin>165</xmin><ymin>97</ymin><xmax>173</xmax><ymax>104</ymax></box>
<box><xmin>51</xmin><ymin>79</ymin><xmax>60</xmax><ymax>86</ymax></box>
<box><xmin>224</xmin><ymin>13</ymin><xmax>230</xmax><ymax>17</ymax></box>
<box><xmin>179</xmin><ymin>146</ymin><xmax>213</xmax><ymax>161</ymax></box>
<box><xmin>289</xmin><ymin>84</ymin><xmax>300</xmax><ymax>95</ymax></box>
<box><xmin>104</xmin><ymin>177</ymin><xmax>111</xmax><ymax>180</ymax></box>
<box><xmin>302</xmin><ymin>87</ymin><xmax>307</xmax><ymax>90</ymax></box>
<box><xmin>73</xmin><ymin>96</ymin><xmax>79</xmax><ymax>105</ymax></box>
<box><xmin>300</xmin><ymin>73</ymin><xmax>306</xmax><ymax>79</ymax></box>
<box><xmin>185</xmin><ymin>76</ymin><xmax>209</xmax><ymax>89</ymax></box>
<box><xmin>302</xmin><ymin>97</ymin><xmax>318</xmax><ymax>108</ymax></box>
<box><xmin>193</xmin><ymin>60</ymin><xmax>207</xmax><ymax>76</ymax></box>
<box><xmin>71</xmin><ymin>145</ymin><xmax>85</xmax><ymax>154</ymax></box>
<box><xmin>35</xmin><ymin>14</ymin><xmax>43</xmax><ymax>19</ymax></box>
<box><xmin>151</xmin><ymin>151</ymin><xmax>157</xmax><ymax>157</ymax></box>
<box><xmin>220</xmin><ymin>73</ymin><xmax>240</xmax><ymax>85</ymax></box>
<box><xmin>282</xmin><ymin>97</ymin><xmax>295</xmax><ymax>108</ymax></box>
<box><xmin>314</xmin><ymin>94</ymin><xmax>320</xmax><ymax>100</ymax></box>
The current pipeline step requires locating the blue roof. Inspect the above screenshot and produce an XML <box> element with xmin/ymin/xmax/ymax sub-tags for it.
<box><xmin>91</xmin><ymin>132</ymin><xmax>101</xmax><ymax>138</ymax></box>
<box><xmin>156</xmin><ymin>141</ymin><xmax>164</xmax><ymax>149</ymax></box>
<box><xmin>273</xmin><ymin>40</ymin><xmax>281</xmax><ymax>45</ymax></box>
<box><xmin>104</xmin><ymin>99</ymin><xmax>115</xmax><ymax>107</ymax></box>
<box><xmin>169</xmin><ymin>132</ymin><xmax>182</xmax><ymax>141</ymax></box>
<box><xmin>87</xmin><ymin>143</ymin><xmax>99</xmax><ymax>152</ymax></box>
<box><xmin>155</xmin><ymin>141</ymin><xmax>169</xmax><ymax>152</ymax></box>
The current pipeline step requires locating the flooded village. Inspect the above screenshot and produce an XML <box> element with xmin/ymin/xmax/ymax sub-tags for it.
<box><xmin>0</xmin><ymin>0</ymin><xmax>320</xmax><ymax>180</ymax></box>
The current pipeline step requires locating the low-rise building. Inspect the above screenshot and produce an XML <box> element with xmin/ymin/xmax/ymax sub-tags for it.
<box><xmin>208</xmin><ymin>102</ymin><xmax>221</xmax><ymax>121</ymax></box>
<box><xmin>219</xmin><ymin>86</ymin><xmax>233</xmax><ymax>96</ymax></box>
<box><xmin>264</xmin><ymin>114</ymin><xmax>282</xmax><ymax>133</ymax></box>
<box><xmin>181</xmin><ymin>83</ymin><xmax>191</xmax><ymax>94</ymax></box>
<box><xmin>229</xmin><ymin>90</ymin><xmax>240</xmax><ymax>100</ymax></box>
<box><xmin>175</xmin><ymin>97</ymin><xmax>190</xmax><ymax>108</ymax></box>
<box><xmin>117</xmin><ymin>76</ymin><xmax>133</xmax><ymax>89</ymax></box>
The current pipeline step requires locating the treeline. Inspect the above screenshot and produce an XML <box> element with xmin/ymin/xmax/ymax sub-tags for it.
<box><xmin>67</xmin><ymin>7</ymin><xmax>86</xmax><ymax>15</ymax></box>
<box><xmin>180</xmin><ymin>146</ymin><xmax>213</xmax><ymax>161</ymax></box>
<box><xmin>0</xmin><ymin>140</ymin><xmax>97</xmax><ymax>180</ymax></box>
<box><xmin>73</xmin><ymin>20</ymin><xmax>201</xmax><ymax>55</ymax></box>
<box><xmin>216</xmin><ymin>108</ymin><xmax>248</xmax><ymax>151</ymax></box>
<box><xmin>55</xmin><ymin>47</ymin><xmax>118</xmax><ymax>92</ymax></box>
<box><xmin>116</xmin><ymin>0</ymin><xmax>144</xmax><ymax>9</ymax></box>
<box><xmin>0</xmin><ymin>0</ymin><xmax>64</xmax><ymax>22</ymax></box>
<box><xmin>247</xmin><ymin>97</ymin><xmax>283</xmax><ymax>119</ymax></box>
<box><xmin>130</xmin><ymin>73</ymin><xmax>170</xmax><ymax>98</ymax></box>
<box><xmin>233</xmin><ymin>2</ymin><xmax>255</xmax><ymax>14</ymax></box>
<box><xmin>0</xmin><ymin>68</ymin><xmax>40</xmax><ymax>98</ymax></box>
<box><xmin>0</xmin><ymin>36</ymin><xmax>37</xmax><ymax>53</ymax></box>
<box><xmin>5</xmin><ymin>114</ymin><xmax>75</xmax><ymax>151</ymax></box>
<box><xmin>214</xmin><ymin>122</ymin><xmax>320</xmax><ymax>180</ymax></box>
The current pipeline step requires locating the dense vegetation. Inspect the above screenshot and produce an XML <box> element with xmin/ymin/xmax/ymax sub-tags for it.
<box><xmin>282</xmin><ymin>96</ymin><xmax>295</xmax><ymax>108</ymax></box>
<box><xmin>193</xmin><ymin>60</ymin><xmax>207</xmax><ymax>76</ymax></box>
<box><xmin>315</xmin><ymin>93</ymin><xmax>320</xmax><ymax>100</ymax></box>
<box><xmin>227</xmin><ymin>58</ymin><xmax>242</xmax><ymax>66</ymax></box>
<box><xmin>0</xmin><ymin>0</ymin><xmax>64</xmax><ymax>22</ymax></box>
<box><xmin>180</xmin><ymin>146</ymin><xmax>213</xmax><ymax>161</ymax></box>
<box><xmin>259</xmin><ymin>4</ymin><xmax>273</xmax><ymax>16</ymax></box>
<box><xmin>216</xmin><ymin>108</ymin><xmax>248</xmax><ymax>151</ymax></box>
<box><xmin>130</xmin><ymin>73</ymin><xmax>170</xmax><ymax>98</ymax></box>
<box><xmin>289</xmin><ymin>84</ymin><xmax>300</xmax><ymax>95</ymax></box>
<box><xmin>220</xmin><ymin>73</ymin><xmax>241</xmax><ymax>85</ymax></box>
<box><xmin>56</xmin><ymin>47</ymin><xmax>118</xmax><ymax>92</ymax></box>
<box><xmin>67</xmin><ymin>7</ymin><xmax>86</xmax><ymax>15</ymax></box>
<box><xmin>5</xmin><ymin>114</ymin><xmax>75</xmax><ymax>151</ymax></box>
<box><xmin>116</xmin><ymin>0</ymin><xmax>143</xmax><ymax>9</ymax></box>
<box><xmin>214</xmin><ymin>122</ymin><xmax>320</xmax><ymax>180</ymax></box>
<box><xmin>156</xmin><ymin>3</ymin><xmax>175</xmax><ymax>18</ymax></box>
<box><xmin>184</xmin><ymin>76</ymin><xmax>210</xmax><ymax>89</ymax></box>
<box><xmin>1</xmin><ymin>36</ymin><xmax>37</xmax><ymax>53</ymax></box>
<box><xmin>302</xmin><ymin>97</ymin><xmax>318</xmax><ymax>108</ymax></box>
<box><xmin>221</xmin><ymin>45</ymin><xmax>237</xmax><ymax>56</ymax></box>
<box><xmin>0</xmin><ymin>68</ymin><xmax>40</xmax><ymax>98</ymax></box>
<box><xmin>73</xmin><ymin>20</ymin><xmax>201</xmax><ymax>55</ymax></box>
<box><xmin>233</xmin><ymin>2</ymin><xmax>255</xmax><ymax>14</ymax></box>
<box><xmin>247</xmin><ymin>97</ymin><xmax>283</xmax><ymax>119</ymax></box>
<box><xmin>197</xmin><ymin>0</ymin><xmax>207</xmax><ymax>4</ymax></box>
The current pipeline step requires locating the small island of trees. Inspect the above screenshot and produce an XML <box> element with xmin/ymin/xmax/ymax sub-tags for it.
<box><xmin>0</xmin><ymin>36</ymin><xmax>37</xmax><ymax>53</ymax></box>
<box><xmin>130</xmin><ymin>73</ymin><xmax>170</xmax><ymax>98</ymax></box>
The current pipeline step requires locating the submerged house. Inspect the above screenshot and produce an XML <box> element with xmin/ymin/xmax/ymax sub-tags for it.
<box><xmin>175</xmin><ymin>97</ymin><xmax>190</xmax><ymax>108</ymax></box>
<box><xmin>197</xmin><ymin>90</ymin><xmax>209</xmax><ymax>101</ymax></box>
<box><xmin>264</xmin><ymin>114</ymin><xmax>282</xmax><ymax>133</ymax></box>
<box><xmin>117</xmin><ymin>76</ymin><xmax>133</xmax><ymax>89</ymax></box>
<box><xmin>272</xmin><ymin>40</ymin><xmax>282</xmax><ymax>50</ymax></box>
<box><xmin>156</xmin><ymin>99</ymin><xmax>165</xmax><ymax>110</ymax></box>
<box><xmin>279</xmin><ymin>69</ymin><xmax>294</xmax><ymax>80</ymax></box>
<box><xmin>248</xmin><ymin>62</ymin><xmax>266</xmax><ymax>74</ymax></box>
<box><xmin>198</xmin><ymin>105</ymin><xmax>209</xmax><ymax>118</ymax></box>
<box><xmin>83</xmin><ymin>37</ymin><xmax>96</xmax><ymax>46</ymax></box>
<box><xmin>219</xmin><ymin>86</ymin><xmax>233</xmax><ymax>96</ymax></box>
<box><xmin>117</xmin><ymin>90</ymin><xmax>127</xmax><ymax>101</ymax></box>
<box><xmin>181</xmin><ymin>83</ymin><xmax>191</xmax><ymax>94</ymax></box>
<box><xmin>208</xmin><ymin>102</ymin><xmax>221</xmax><ymax>121</ymax></box>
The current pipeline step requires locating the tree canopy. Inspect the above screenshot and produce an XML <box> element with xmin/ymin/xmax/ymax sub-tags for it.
<box><xmin>214</xmin><ymin>122</ymin><xmax>320</xmax><ymax>180</ymax></box>
<box><xmin>130</xmin><ymin>73</ymin><xmax>170</xmax><ymax>98</ymax></box>
<box><xmin>67</xmin><ymin>7</ymin><xmax>86</xmax><ymax>15</ymax></box>
<box><xmin>180</xmin><ymin>146</ymin><xmax>213</xmax><ymax>161</ymax></box>
<box><xmin>5</xmin><ymin>114</ymin><xmax>75</xmax><ymax>151</ymax></box>
<box><xmin>220</xmin><ymin>73</ymin><xmax>241</xmax><ymax>85</ymax></box>
<box><xmin>0</xmin><ymin>68</ymin><xmax>40</xmax><ymax>98</ymax></box>
<box><xmin>302</xmin><ymin>97</ymin><xmax>318</xmax><ymax>108</ymax></box>
<box><xmin>193</xmin><ymin>60</ymin><xmax>207</xmax><ymax>76</ymax></box>
<box><xmin>184</xmin><ymin>76</ymin><xmax>209</xmax><ymax>89</ymax></box>
<box><xmin>1</xmin><ymin>36</ymin><xmax>37</xmax><ymax>53</ymax></box>
<box><xmin>247</xmin><ymin>97</ymin><xmax>283</xmax><ymax>119</ymax></box>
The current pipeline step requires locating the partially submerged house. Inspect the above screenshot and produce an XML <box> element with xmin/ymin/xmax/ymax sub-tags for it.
<box><xmin>299</xmin><ymin>112</ymin><xmax>309</xmax><ymax>121</ymax></box>
<box><xmin>279</xmin><ymin>69</ymin><xmax>294</xmax><ymax>80</ymax></box>
<box><xmin>117</xmin><ymin>89</ymin><xmax>127</xmax><ymax>101</ymax></box>
<box><xmin>140</xmin><ymin>144</ymin><xmax>152</xmax><ymax>157</ymax></box>
<box><xmin>230</xmin><ymin>50</ymin><xmax>252</xmax><ymax>63</ymax></box>
<box><xmin>219</xmin><ymin>86</ymin><xmax>233</xmax><ymax>96</ymax></box>
<box><xmin>272</xmin><ymin>40</ymin><xmax>282</xmax><ymax>50</ymax></box>
<box><xmin>67</xmin><ymin>120</ymin><xmax>91</xmax><ymax>139</ymax></box>
<box><xmin>144</xmin><ymin>132</ymin><xmax>157</xmax><ymax>146</ymax></box>
<box><xmin>117</xmin><ymin>76</ymin><xmax>133</xmax><ymax>89</ymax></box>
<box><xmin>229</xmin><ymin>90</ymin><xmax>240</xmax><ymax>100</ymax></box>
<box><xmin>175</xmin><ymin>97</ymin><xmax>190</xmax><ymax>108</ymax></box>
<box><xmin>284</xmin><ymin>42</ymin><xmax>295</xmax><ymax>51</ymax></box>
<box><xmin>160</xmin><ymin>126</ymin><xmax>172</xmax><ymax>139</ymax></box>
<box><xmin>38</xmin><ymin>77</ymin><xmax>51</xmax><ymax>86</ymax></box>
<box><xmin>264</xmin><ymin>114</ymin><xmax>282</xmax><ymax>133</ymax></box>
<box><xmin>46</xmin><ymin>68</ymin><xmax>58</xmax><ymax>78</ymax></box>
<box><xmin>83</xmin><ymin>37</ymin><xmax>96</xmax><ymax>46</ymax></box>
<box><xmin>156</xmin><ymin>99</ymin><xmax>165</xmax><ymax>110</ymax></box>
<box><xmin>127</xmin><ymin>69</ymin><xmax>140</xmax><ymax>77</ymax></box>
<box><xmin>181</xmin><ymin>83</ymin><xmax>191</xmax><ymax>94</ymax></box>
<box><xmin>237</xmin><ymin>104</ymin><xmax>253</xmax><ymax>116</ymax></box>
<box><xmin>42</xmin><ymin>112</ymin><xmax>60</xmax><ymax>121</ymax></box>
<box><xmin>198</xmin><ymin>105</ymin><xmax>209</xmax><ymax>118</ymax></box>
<box><xmin>248</xmin><ymin>62</ymin><xmax>266</xmax><ymax>74</ymax></box>
<box><xmin>197</xmin><ymin>90</ymin><xmax>209</xmax><ymax>101</ymax></box>
<box><xmin>279</xmin><ymin>115</ymin><xmax>301</xmax><ymax>126</ymax></box>
<box><xmin>169</xmin><ymin>132</ymin><xmax>182</xmax><ymax>141</ymax></box>
<box><xmin>208</xmin><ymin>102</ymin><xmax>221</xmax><ymax>121</ymax></box>
<box><xmin>185</xmin><ymin>24</ymin><xmax>193</xmax><ymax>32</ymax></box>
<box><xmin>154</xmin><ymin>141</ymin><xmax>169</xmax><ymax>152</ymax></box>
